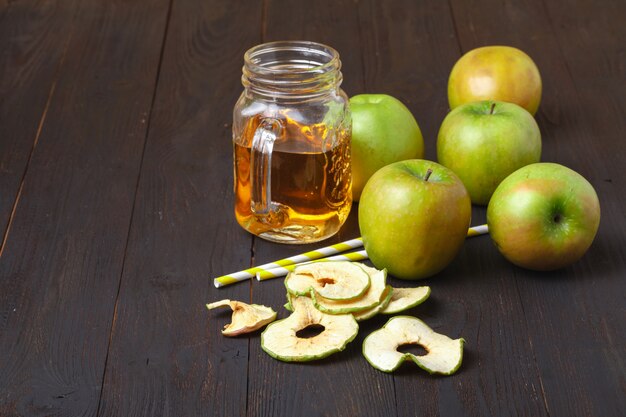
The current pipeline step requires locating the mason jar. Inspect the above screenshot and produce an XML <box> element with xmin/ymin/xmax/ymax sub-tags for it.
<box><xmin>232</xmin><ymin>41</ymin><xmax>352</xmax><ymax>244</ymax></box>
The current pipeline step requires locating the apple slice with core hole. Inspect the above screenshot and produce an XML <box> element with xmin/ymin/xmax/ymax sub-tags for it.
<box><xmin>311</xmin><ymin>265</ymin><xmax>387</xmax><ymax>314</ymax></box>
<box><xmin>363</xmin><ymin>316</ymin><xmax>464</xmax><ymax>374</ymax></box>
<box><xmin>261</xmin><ymin>296</ymin><xmax>359</xmax><ymax>362</ymax></box>
<box><xmin>285</xmin><ymin>261</ymin><xmax>370</xmax><ymax>301</ymax></box>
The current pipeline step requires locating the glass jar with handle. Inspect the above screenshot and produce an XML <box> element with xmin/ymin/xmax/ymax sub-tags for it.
<box><xmin>233</xmin><ymin>41</ymin><xmax>352</xmax><ymax>244</ymax></box>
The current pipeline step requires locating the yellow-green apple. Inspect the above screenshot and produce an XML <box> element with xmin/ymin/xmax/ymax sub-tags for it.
<box><xmin>448</xmin><ymin>46</ymin><xmax>542</xmax><ymax>115</ymax></box>
<box><xmin>349</xmin><ymin>94</ymin><xmax>424</xmax><ymax>201</ymax></box>
<box><xmin>358</xmin><ymin>159</ymin><xmax>471</xmax><ymax>280</ymax></box>
<box><xmin>437</xmin><ymin>100</ymin><xmax>541</xmax><ymax>205</ymax></box>
<box><xmin>487</xmin><ymin>163</ymin><xmax>601</xmax><ymax>271</ymax></box>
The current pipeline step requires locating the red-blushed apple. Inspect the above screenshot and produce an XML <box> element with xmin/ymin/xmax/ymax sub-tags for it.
<box><xmin>448</xmin><ymin>46</ymin><xmax>542</xmax><ymax>115</ymax></box>
<box><xmin>349</xmin><ymin>94</ymin><xmax>423</xmax><ymax>201</ymax></box>
<box><xmin>358</xmin><ymin>160</ymin><xmax>471</xmax><ymax>280</ymax></box>
<box><xmin>437</xmin><ymin>100</ymin><xmax>541</xmax><ymax>205</ymax></box>
<box><xmin>487</xmin><ymin>163</ymin><xmax>601</xmax><ymax>271</ymax></box>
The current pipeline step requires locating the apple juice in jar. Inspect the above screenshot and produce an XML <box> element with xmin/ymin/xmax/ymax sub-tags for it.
<box><xmin>232</xmin><ymin>41</ymin><xmax>352</xmax><ymax>244</ymax></box>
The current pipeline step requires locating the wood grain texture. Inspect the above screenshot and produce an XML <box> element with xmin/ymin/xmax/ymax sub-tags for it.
<box><xmin>246</xmin><ymin>1</ymin><xmax>397</xmax><ymax>417</ymax></box>
<box><xmin>262</xmin><ymin>0</ymin><xmax>365</xmax><ymax>96</ymax></box>
<box><xmin>532</xmin><ymin>0</ymin><xmax>626</xmax><ymax>414</ymax></box>
<box><xmin>358</xmin><ymin>0</ymin><xmax>460</xmax><ymax>160</ymax></box>
<box><xmin>0</xmin><ymin>1</ymin><xmax>624</xmax><ymax>416</ymax></box>
<box><xmin>0</xmin><ymin>0</ymin><xmax>170</xmax><ymax>415</ymax></box>
<box><xmin>0</xmin><ymin>0</ymin><xmax>76</xmax><ymax>249</ymax></box>
<box><xmin>259</xmin><ymin>0</ymin><xmax>365</xmax><ymax>242</ymax></box>
<box><xmin>448</xmin><ymin>0</ymin><xmax>626</xmax><ymax>415</ymax></box>
<box><xmin>95</xmin><ymin>0</ymin><xmax>262</xmax><ymax>416</ymax></box>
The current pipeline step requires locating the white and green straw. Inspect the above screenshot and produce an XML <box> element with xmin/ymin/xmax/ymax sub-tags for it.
<box><xmin>213</xmin><ymin>237</ymin><xmax>364</xmax><ymax>288</ymax></box>
<box><xmin>213</xmin><ymin>224</ymin><xmax>488</xmax><ymax>288</ymax></box>
<box><xmin>255</xmin><ymin>249</ymin><xmax>369</xmax><ymax>282</ymax></box>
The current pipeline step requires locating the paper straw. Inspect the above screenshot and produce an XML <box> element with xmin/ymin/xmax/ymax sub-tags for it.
<box><xmin>213</xmin><ymin>224</ymin><xmax>488</xmax><ymax>288</ymax></box>
<box><xmin>255</xmin><ymin>250</ymin><xmax>369</xmax><ymax>282</ymax></box>
<box><xmin>213</xmin><ymin>237</ymin><xmax>363</xmax><ymax>288</ymax></box>
<box><xmin>255</xmin><ymin>224</ymin><xmax>489</xmax><ymax>282</ymax></box>
<box><xmin>466</xmin><ymin>224</ymin><xmax>488</xmax><ymax>237</ymax></box>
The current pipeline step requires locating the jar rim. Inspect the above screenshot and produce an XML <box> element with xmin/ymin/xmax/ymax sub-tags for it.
<box><xmin>244</xmin><ymin>40</ymin><xmax>340</xmax><ymax>76</ymax></box>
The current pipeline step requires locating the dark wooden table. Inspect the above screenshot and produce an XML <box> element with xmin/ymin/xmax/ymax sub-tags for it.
<box><xmin>1</xmin><ymin>0</ymin><xmax>625</xmax><ymax>416</ymax></box>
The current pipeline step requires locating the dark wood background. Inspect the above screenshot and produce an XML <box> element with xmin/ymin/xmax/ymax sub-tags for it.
<box><xmin>1</xmin><ymin>0</ymin><xmax>624</xmax><ymax>416</ymax></box>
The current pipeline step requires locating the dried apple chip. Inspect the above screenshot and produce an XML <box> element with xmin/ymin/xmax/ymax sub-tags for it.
<box><xmin>352</xmin><ymin>285</ymin><xmax>393</xmax><ymax>322</ymax></box>
<box><xmin>363</xmin><ymin>316</ymin><xmax>464</xmax><ymax>374</ymax></box>
<box><xmin>380</xmin><ymin>286</ymin><xmax>431</xmax><ymax>314</ymax></box>
<box><xmin>207</xmin><ymin>299</ymin><xmax>276</xmax><ymax>337</ymax></box>
<box><xmin>312</xmin><ymin>264</ymin><xmax>387</xmax><ymax>314</ymax></box>
<box><xmin>285</xmin><ymin>261</ymin><xmax>370</xmax><ymax>301</ymax></box>
<box><xmin>261</xmin><ymin>296</ymin><xmax>358</xmax><ymax>362</ymax></box>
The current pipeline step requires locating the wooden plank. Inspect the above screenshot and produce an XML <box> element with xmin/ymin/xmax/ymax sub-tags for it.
<box><xmin>0</xmin><ymin>0</ymin><xmax>170</xmax><ymax>415</ymax></box>
<box><xmin>357</xmin><ymin>1</ymin><xmax>549</xmax><ymax>416</ymax></box>
<box><xmin>245</xmin><ymin>1</ymin><xmax>397</xmax><ymax>417</ymax></box>
<box><xmin>257</xmin><ymin>0</ymin><xmax>368</xmax><ymax>243</ymax></box>
<box><xmin>448</xmin><ymin>0</ymin><xmax>626</xmax><ymax>415</ymax></box>
<box><xmin>261</xmin><ymin>0</ymin><xmax>365</xmax><ymax>95</ymax></box>
<box><xmin>358</xmin><ymin>0</ymin><xmax>460</xmax><ymax>160</ymax></box>
<box><xmin>0</xmin><ymin>0</ymin><xmax>76</xmax><ymax>251</ymax></box>
<box><xmin>95</xmin><ymin>1</ymin><xmax>262</xmax><ymax>416</ymax></box>
<box><xmin>528</xmin><ymin>0</ymin><xmax>626</xmax><ymax>415</ymax></box>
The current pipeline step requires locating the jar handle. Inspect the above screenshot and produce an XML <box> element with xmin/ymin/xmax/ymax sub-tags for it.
<box><xmin>250</xmin><ymin>118</ymin><xmax>282</xmax><ymax>215</ymax></box>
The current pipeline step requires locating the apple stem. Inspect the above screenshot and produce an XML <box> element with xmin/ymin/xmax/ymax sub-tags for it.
<box><xmin>424</xmin><ymin>168</ymin><xmax>433</xmax><ymax>182</ymax></box>
<box><xmin>489</xmin><ymin>102</ymin><xmax>496</xmax><ymax>114</ymax></box>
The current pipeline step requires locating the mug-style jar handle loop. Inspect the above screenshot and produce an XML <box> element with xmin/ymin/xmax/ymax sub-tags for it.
<box><xmin>250</xmin><ymin>118</ymin><xmax>282</xmax><ymax>215</ymax></box>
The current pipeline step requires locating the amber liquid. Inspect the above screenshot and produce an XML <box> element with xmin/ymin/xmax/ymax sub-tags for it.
<box><xmin>234</xmin><ymin>116</ymin><xmax>352</xmax><ymax>243</ymax></box>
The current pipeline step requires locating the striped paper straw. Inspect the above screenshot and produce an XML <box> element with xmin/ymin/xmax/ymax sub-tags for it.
<box><xmin>213</xmin><ymin>224</ymin><xmax>488</xmax><ymax>288</ymax></box>
<box><xmin>255</xmin><ymin>250</ymin><xmax>369</xmax><ymax>281</ymax></box>
<box><xmin>213</xmin><ymin>237</ymin><xmax>364</xmax><ymax>288</ymax></box>
<box><xmin>255</xmin><ymin>223</ymin><xmax>489</xmax><ymax>282</ymax></box>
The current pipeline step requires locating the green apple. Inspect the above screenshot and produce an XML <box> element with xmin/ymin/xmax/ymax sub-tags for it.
<box><xmin>487</xmin><ymin>163</ymin><xmax>601</xmax><ymax>271</ymax></box>
<box><xmin>358</xmin><ymin>160</ymin><xmax>471</xmax><ymax>280</ymax></box>
<box><xmin>350</xmin><ymin>94</ymin><xmax>424</xmax><ymax>201</ymax></box>
<box><xmin>448</xmin><ymin>45</ymin><xmax>542</xmax><ymax>115</ymax></box>
<box><xmin>437</xmin><ymin>100</ymin><xmax>541</xmax><ymax>205</ymax></box>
